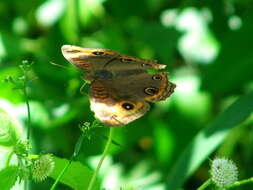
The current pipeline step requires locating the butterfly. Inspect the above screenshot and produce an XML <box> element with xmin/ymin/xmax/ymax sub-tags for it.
<box><xmin>61</xmin><ymin>45</ymin><xmax>176</xmax><ymax>126</ymax></box>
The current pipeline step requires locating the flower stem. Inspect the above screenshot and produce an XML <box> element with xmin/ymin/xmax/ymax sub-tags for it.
<box><xmin>196</xmin><ymin>179</ymin><xmax>212</xmax><ymax>190</ymax></box>
<box><xmin>22</xmin><ymin>70</ymin><xmax>31</xmax><ymax>190</ymax></box>
<box><xmin>50</xmin><ymin>134</ymin><xmax>85</xmax><ymax>190</ymax></box>
<box><xmin>5</xmin><ymin>151</ymin><xmax>14</xmax><ymax>167</ymax></box>
<box><xmin>23</xmin><ymin>74</ymin><xmax>31</xmax><ymax>140</ymax></box>
<box><xmin>225</xmin><ymin>177</ymin><xmax>253</xmax><ymax>189</ymax></box>
<box><xmin>87</xmin><ymin>127</ymin><xmax>114</xmax><ymax>190</ymax></box>
<box><xmin>50</xmin><ymin>156</ymin><xmax>74</xmax><ymax>190</ymax></box>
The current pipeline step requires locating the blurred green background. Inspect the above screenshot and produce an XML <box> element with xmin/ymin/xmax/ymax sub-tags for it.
<box><xmin>0</xmin><ymin>0</ymin><xmax>253</xmax><ymax>190</ymax></box>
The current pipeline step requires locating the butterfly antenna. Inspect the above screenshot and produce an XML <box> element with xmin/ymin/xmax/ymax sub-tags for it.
<box><xmin>80</xmin><ymin>81</ymin><xmax>88</xmax><ymax>95</ymax></box>
<box><xmin>49</xmin><ymin>61</ymin><xmax>70</xmax><ymax>70</ymax></box>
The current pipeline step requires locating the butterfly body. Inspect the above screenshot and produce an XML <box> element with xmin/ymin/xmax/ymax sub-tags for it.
<box><xmin>93</xmin><ymin>69</ymin><xmax>114</xmax><ymax>80</ymax></box>
<box><xmin>62</xmin><ymin>45</ymin><xmax>176</xmax><ymax>126</ymax></box>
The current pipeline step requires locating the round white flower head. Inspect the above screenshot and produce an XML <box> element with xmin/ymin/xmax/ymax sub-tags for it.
<box><xmin>31</xmin><ymin>154</ymin><xmax>55</xmax><ymax>182</ymax></box>
<box><xmin>210</xmin><ymin>158</ymin><xmax>238</xmax><ymax>187</ymax></box>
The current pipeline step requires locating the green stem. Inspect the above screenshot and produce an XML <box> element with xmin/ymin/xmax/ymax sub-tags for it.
<box><xmin>196</xmin><ymin>179</ymin><xmax>212</xmax><ymax>190</ymax></box>
<box><xmin>23</xmin><ymin>73</ymin><xmax>31</xmax><ymax>190</ymax></box>
<box><xmin>5</xmin><ymin>151</ymin><xmax>14</xmax><ymax>167</ymax></box>
<box><xmin>225</xmin><ymin>177</ymin><xmax>253</xmax><ymax>189</ymax></box>
<box><xmin>23</xmin><ymin>78</ymin><xmax>31</xmax><ymax>140</ymax></box>
<box><xmin>87</xmin><ymin>127</ymin><xmax>114</xmax><ymax>190</ymax></box>
<box><xmin>50</xmin><ymin>156</ymin><xmax>74</xmax><ymax>190</ymax></box>
<box><xmin>50</xmin><ymin>134</ymin><xmax>85</xmax><ymax>190</ymax></box>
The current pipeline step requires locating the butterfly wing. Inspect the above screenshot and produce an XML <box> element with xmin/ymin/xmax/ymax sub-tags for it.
<box><xmin>61</xmin><ymin>45</ymin><xmax>166</xmax><ymax>73</ymax></box>
<box><xmin>104</xmin><ymin>54</ymin><xmax>167</xmax><ymax>72</ymax></box>
<box><xmin>61</xmin><ymin>45</ymin><xmax>119</xmax><ymax>72</ymax></box>
<box><xmin>88</xmin><ymin>72</ymin><xmax>175</xmax><ymax>126</ymax></box>
<box><xmin>101</xmin><ymin>72</ymin><xmax>176</xmax><ymax>102</ymax></box>
<box><xmin>89</xmin><ymin>80</ymin><xmax>150</xmax><ymax>126</ymax></box>
<box><xmin>62</xmin><ymin>45</ymin><xmax>176</xmax><ymax>126</ymax></box>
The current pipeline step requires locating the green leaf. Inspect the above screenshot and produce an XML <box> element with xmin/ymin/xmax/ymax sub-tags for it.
<box><xmin>0</xmin><ymin>30</ymin><xmax>22</xmax><ymax>59</ymax></box>
<box><xmin>0</xmin><ymin>67</ymin><xmax>23</xmax><ymax>103</ymax></box>
<box><xmin>201</xmin><ymin>11</ymin><xmax>253</xmax><ymax>94</ymax></box>
<box><xmin>36</xmin><ymin>0</ymin><xmax>65</xmax><ymax>27</ymax></box>
<box><xmin>0</xmin><ymin>166</ymin><xmax>19</xmax><ymax>190</ymax></box>
<box><xmin>78</xmin><ymin>0</ymin><xmax>106</xmax><ymax>27</ymax></box>
<box><xmin>153</xmin><ymin>121</ymin><xmax>174</xmax><ymax>165</ymax></box>
<box><xmin>129</xmin><ymin>22</ymin><xmax>179</xmax><ymax>65</ymax></box>
<box><xmin>60</xmin><ymin>0</ymin><xmax>78</xmax><ymax>43</ymax></box>
<box><xmin>23</xmin><ymin>101</ymin><xmax>50</xmax><ymax>129</ymax></box>
<box><xmin>0</xmin><ymin>108</ymin><xmax>21</xmax><ymax>147</ymax></box>
<box><xmin>50</xmin><ymin>156</ymin><xmax>100</xmax><ymax>190</ymax></box>
<box><xmin>167</xmin><ymin>90</ymin><xmax>253</xmax><ymax>190</ymax></box>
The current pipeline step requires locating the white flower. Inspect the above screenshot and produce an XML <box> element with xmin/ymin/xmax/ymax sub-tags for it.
<box><xmin>210</xmin><ymin>158</ymin><xmax>238</xmax><ymax>187</ymax></box>
<box><xmin>31</xmin><ymin>154</ymin><xmax>55</xmax><ymax>182</ymax></box>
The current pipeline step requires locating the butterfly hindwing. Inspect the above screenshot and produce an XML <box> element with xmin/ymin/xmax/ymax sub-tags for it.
<box><xmin>89</xmin><ymin>80</ymin><xmax>150</xmax><ymax>126</ymax></box>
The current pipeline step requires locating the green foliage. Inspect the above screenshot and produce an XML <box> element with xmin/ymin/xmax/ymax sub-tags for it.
<box><xmin>0</xmin><ymin>108</ymin><xmax>21</xmax><ymax>147</ymax></box>
<box><xmin>50</xmin><ymin>156</ymin><xmax>100</xmax><ymax>190</ymax></box>
<box><xmin>0</xmin><ymin>0</ymin><xmax>253</xmax><ymax>189</ymax></box>
<box><xmin>0</xmin><ymin>166</ymin><xmax>19</xmax><ymax>190</ymax></box>
<box><xmin>167</xmin><ymin>91</ymin><xmax>253</xmax><ymax>189</ymax></box>
<box><xmin>201</xmin><ymin>10</ymin><xmax>253</xmax><ymax>94</ymax></box>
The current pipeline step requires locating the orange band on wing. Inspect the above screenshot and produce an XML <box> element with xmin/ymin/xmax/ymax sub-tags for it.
<box><xmin>144</xmin><ymin>72</ymin><xmax>175</xmax><ymax>102</ymax></box>
<box><xmin>93</xmin><ymin>94</ymin><xmax>109</xmax><ymax>99</ymax></box>
<box><xmin>91</xmin><ymin>87</ymin><xmax>106</xmax><ymax>91</ymax></box>
<box><xmin>71</xmin><ymin>58</ymin><xmax>89</xmax><ymax>64</ymax></box>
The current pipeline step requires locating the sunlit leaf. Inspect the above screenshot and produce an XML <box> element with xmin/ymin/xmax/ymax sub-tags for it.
<box><xmin>167</xmin><ymin>90</ymin><xmax>253</xmax><ymax>190</ymax></box>
<box><xmin>78</xmin><ymin>0</ymin><xmax>106</xmax><ymax>27</ymax></box>
<box><xmin>36</xmin><ymin>0</ymin><xmax>65</xmax><ymax>27</ymax></box>
<box><xmin>50</xmin><ymin>156</ymin><xmax>100</xmax><ymax>190</ymax></box>
<box><xmin>0</xmin><ymin>108</ymin><xmax>21</xmax><ymax>147</ymax></box>
<box><xmin>0</xmin><ymin>166</ymin><xmax>18</xmax><ymax>190</ymax></box>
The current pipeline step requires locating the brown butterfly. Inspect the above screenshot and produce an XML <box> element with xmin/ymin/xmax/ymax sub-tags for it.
<box><xmin>61</xmin><ymin>45</ymin><xmax>176</xmax><ymax>126</ymax></box>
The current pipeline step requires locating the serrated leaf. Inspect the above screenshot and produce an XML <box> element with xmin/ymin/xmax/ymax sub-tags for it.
<box><xmin>50</xmin><ymin>156</ymin><xmax>100</xmax><ymax>190</ymax></box>
<box><xmin>0</xmin><ymin>108</ymin><xmax>21</xmax><ymax>147</ymax></box>
<box><xmin>0</xmin><ymin>166</ymin><xmax>19</xmax><ymax>190</ymax></box>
